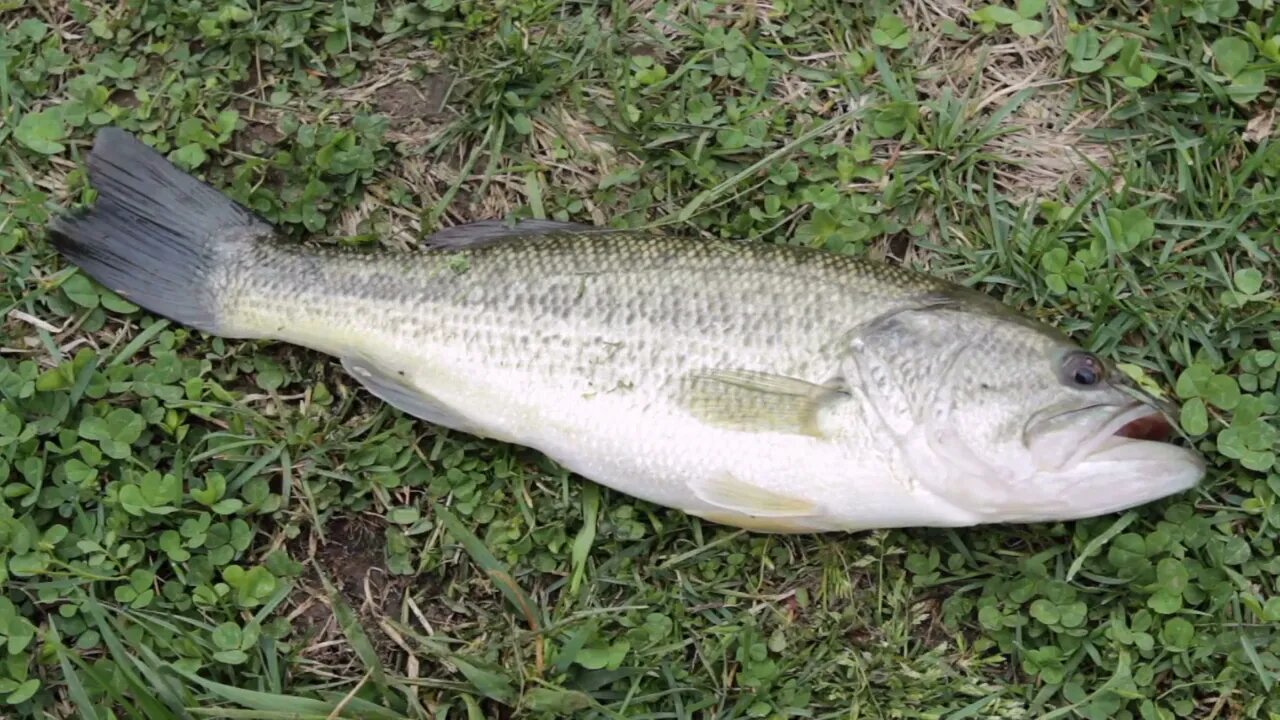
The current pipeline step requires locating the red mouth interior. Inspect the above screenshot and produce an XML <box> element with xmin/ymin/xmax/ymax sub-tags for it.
<box><xmin>1115</xmin><ymin>413</ymin><xmax>1174</xmax><ymax>442</ymax></box>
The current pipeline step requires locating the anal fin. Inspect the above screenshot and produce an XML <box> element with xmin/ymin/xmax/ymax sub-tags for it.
<box><xmin>340</xmin><ymin>355</ymin><xmax>483</xmax><ymax>437</ymax></box>
<box><xmin>689</xmin><ymin>510</ymin><xmax>827</xmax><ymax>534</ymax></box>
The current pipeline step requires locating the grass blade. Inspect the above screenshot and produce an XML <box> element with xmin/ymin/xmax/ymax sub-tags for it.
<box><xmin>311</xmin><ymin>561</ymin><xmax>392</xmax><ymax>701</ymax></box>
<box><xmin>433</xmin><ymin>502</ymin><xmax>544</xmax><ymax>632</ymax></box>
<box><xmin>81</xmin><ymin>597</ymin><xmax>190</xmax><ymax>719</ymax></box>
<box><xmin>569</xmin><ymin>484</ymin><xmax>599</xmax><ymax>596</ymax></box>
<box><xmin>165</xmin><ymin>663</ymin><xmax>410</xmax><ymax>720</ymax></box>
<box><xmin>1066</xmin><ymin>512</ymin><xmax>1138</xmax><ymax>582</ymax></box>
<box><xmin>107</xmin><ymin>319</ymin><xmax>171</xmax><ymax>367</ymax></box>
<box><xmin>658</xmin><ymin>107</ymin><xmax>862</xmax><ymax>226</ymax></box>
<box><xmin>47</xmin><ymin>621</ymin><xmax>101</xmax><ymax>720</ymax></box>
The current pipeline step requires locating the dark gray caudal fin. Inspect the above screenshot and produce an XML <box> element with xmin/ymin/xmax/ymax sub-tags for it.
<box><xmin>47</xmin><ymin>127</ymin><xmax>271</xmax><ymax>334</ymax></box>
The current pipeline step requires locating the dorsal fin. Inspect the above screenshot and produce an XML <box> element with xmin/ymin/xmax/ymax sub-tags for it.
<box><xmin>423</xmin><ymin>219</ymin><xmax>602</xmax><ymax>249</ymax></box>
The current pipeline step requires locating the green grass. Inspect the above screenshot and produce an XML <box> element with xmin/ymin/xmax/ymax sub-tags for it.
<box><xmin>2</xmin><ymin>0</ymin><xmax>1279</xmax><ymax>718</ymax></box>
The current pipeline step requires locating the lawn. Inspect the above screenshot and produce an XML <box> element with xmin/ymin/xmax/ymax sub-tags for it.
<box><xmin>2</xmin><ymin>0</ymin><xmax>1278</xmax><ymax>718</ymax></box>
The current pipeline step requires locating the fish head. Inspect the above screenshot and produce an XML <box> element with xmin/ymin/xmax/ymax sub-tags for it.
<box><xmin>844</xmin><ymin>293</ymin><xmax>1207</xmax><ymax>524</ymax></box>
<box><xmin>1001</xmin><ymin>343</ymin><xmax>1207</xmax><ymax>521</ymax></box>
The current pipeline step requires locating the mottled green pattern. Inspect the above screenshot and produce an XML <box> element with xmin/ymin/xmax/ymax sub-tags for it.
<box><xmin>218</xmin><ymin>231</ymin><xmax>955</xmax><ymax>402</ymax></box>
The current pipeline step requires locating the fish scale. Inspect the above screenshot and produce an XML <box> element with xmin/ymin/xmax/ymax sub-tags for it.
<box><xmin>219</xmin><ymin>233</ymin><xmax>940</xmax><ymax>395</ymax></box>
<box><xmin>46</xmin><ymin>127</ymin><xmax>1207</xmax><ymax>532</ymax></box>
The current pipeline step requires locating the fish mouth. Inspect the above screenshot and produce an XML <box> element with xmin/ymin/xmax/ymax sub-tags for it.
<box><xmin>1113</xmin><ymin>409</ymin><xmax>1174</xmax><ymax>442</ymax></box>
<box><xmin>1062</xmin><ymin>402</ymin><xmax>1180</xmax><ymax>467</ymax></box>
<box><xmin>1104</xmin><ymin>375</ymin><xmax>1190</xmax><ymax>445</ymax></box>
<box><xmin>1008</xmin><ymin>399</ymin><xmax>1205</xmax><ymax>522</ymax></box>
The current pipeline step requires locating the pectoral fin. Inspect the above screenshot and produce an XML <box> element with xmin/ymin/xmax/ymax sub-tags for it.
<box><xmin>678</xmin><ymin>369</ymin><xmax>846</xmax><ymax>437</ymax></box>
<box><xmin>340</xmin><ymin>355</ymin><xmax>484</xmax><ymax>437</ymax></box>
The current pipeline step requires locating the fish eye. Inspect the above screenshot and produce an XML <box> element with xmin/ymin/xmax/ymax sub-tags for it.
<box><xmin>1060</xmin><ymin>351</ymin><xmax>1105</xmax><ymax>388</ymax></box>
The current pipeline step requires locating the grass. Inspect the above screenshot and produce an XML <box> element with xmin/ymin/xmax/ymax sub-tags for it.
<box><xmin>1</xmin><ymin>0</ymin><xmax>1278</xmax><ymax>718</ymax></box>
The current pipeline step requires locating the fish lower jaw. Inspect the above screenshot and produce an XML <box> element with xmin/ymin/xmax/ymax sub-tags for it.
<box><xmin>1057</xmin><ymin>403</ymin><xmax>1181</xmax><ymax>469</ymax></box>
<box><xmin>992</xmin><ymin>443</ymin><xmax>1204</xmax><ymax>524</ymax></box>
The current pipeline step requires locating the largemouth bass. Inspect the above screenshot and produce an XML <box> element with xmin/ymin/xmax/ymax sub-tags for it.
<box><xmin>48</xmin><ymin>128</ymin><xmax>1206</xmax><ymax>532</ymax></box>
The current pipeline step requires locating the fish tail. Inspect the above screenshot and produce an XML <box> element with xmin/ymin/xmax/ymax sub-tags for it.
<box><xmin>47</xmin><ymin>127</ymin><xmax>271</xmax><ymax>335</ymax></box>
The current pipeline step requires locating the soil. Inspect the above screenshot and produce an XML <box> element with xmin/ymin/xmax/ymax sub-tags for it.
<box><xmin>287</xmin><ymin>515</ymin><xmax>412</xmax><ymax>668</ymax></box>
<box><xmin>372</xmin><ymin>72</ymin><xmax>455</xmax><ymax>132</ymax></box>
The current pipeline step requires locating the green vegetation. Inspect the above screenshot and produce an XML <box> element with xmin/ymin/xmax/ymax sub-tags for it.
<box><xmin>2</xmin><ymin>0</ymin><xmax>1278</xmax><ymax>718</ymax></box>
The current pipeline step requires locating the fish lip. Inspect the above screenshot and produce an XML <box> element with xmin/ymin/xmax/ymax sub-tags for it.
<box><xmin>1024</xmin><ymin>371</ymin><xmax>1190</xmax><ymax>467</ymax></box>
<box><xmin>1064</xmin><ymin>402</ymin><xmax>1178</xmax><ymax>467</ymax></box>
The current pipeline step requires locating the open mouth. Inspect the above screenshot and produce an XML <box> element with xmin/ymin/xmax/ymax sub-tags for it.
<box><xmin>1114</xmin><ymin>410</ymin><xmax>1174</xmax><ymax>442</ymax></box>
<box><xmin>1097</xmin><ymin>403</ymin><xmax>1176</xmax><ymax>447</ymax></box>
<box><xmin>1023</xmin><ymin>396</ymin><xmax>1206</xmax><ymax>506</ymax></box>
<box><xmin>1054</xmin><ymin>402</ymin><xmax>1181</xmax><ymax>470</ymax></box>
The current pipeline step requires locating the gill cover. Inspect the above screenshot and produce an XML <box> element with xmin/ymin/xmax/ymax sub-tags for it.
<box><xmin>838</xmin><ymin>299</ymin><xmax>1020</xmax><ymax>514</ymax></box>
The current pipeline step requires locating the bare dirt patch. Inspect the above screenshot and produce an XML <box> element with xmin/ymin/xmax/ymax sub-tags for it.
<box><xmin>372</xmin><ymin>72</ymin><xmax>454</xmax><ymax>131</ymax></box>
<box><xmin>330</xmin><ymin>45</ymin><xmax>457</xmax><ymax>148</ymax></box>
<box><xmin>318</xmin><ymin>45</ymin><xmax>473</xmax><ymax>245</ymax></box>
<box><xmin>285</xmin><ymin>515</ymin><xmax>413</xmax><ymax>672</ymax></box>
<box><xmin>239</xmin><ymin>118</ymin><xmax>285</xmax><ymax>150</ymax></box>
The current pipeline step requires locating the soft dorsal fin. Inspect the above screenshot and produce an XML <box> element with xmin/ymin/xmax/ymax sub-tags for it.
<box><xmin>423</xmin><ymin>219</ymin><xmax>601</xmax><ymax>249</ymax></box>
<box><xmin>677</xmin><ymin>368</ymin><xmax>848</xmax><ymax>438</ymax></box>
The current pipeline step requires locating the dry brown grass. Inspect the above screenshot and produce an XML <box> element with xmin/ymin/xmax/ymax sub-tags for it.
<box><xmin>904</xmin><ymin>0</ymin><xmax>1116</xmax><ymax>202</ymax></box>
<box><xmin>317</xmin><ymin>40</ymin><xmax>641</xmax><ymax>243</ymax></box>
<box><xmin>1243</xmin><ymin>106</ymin><xmax>1276</xmax><ymax>144</ymax></box>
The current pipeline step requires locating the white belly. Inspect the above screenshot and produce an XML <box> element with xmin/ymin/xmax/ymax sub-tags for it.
<box><xmin>411</xmin><ymin>362</ymin><xmax>980</xmax><ymax>532</ymax></box>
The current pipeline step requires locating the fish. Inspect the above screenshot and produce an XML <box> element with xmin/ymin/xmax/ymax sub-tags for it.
<box><xmin>47</xmin><ymin>127</ymin><xmax>1207</xmax><ymax>533</ymax></box>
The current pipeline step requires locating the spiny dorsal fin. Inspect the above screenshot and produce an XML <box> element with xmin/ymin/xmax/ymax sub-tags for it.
<box><xmin>423</xmin><ymin>219</ymin><xmax>602</xmax><ymax>249</ymax></box>
<box><xmin>678</xmin><ymin>368</ymin><xmax>848</xmax><ymax>438</ymax></box>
